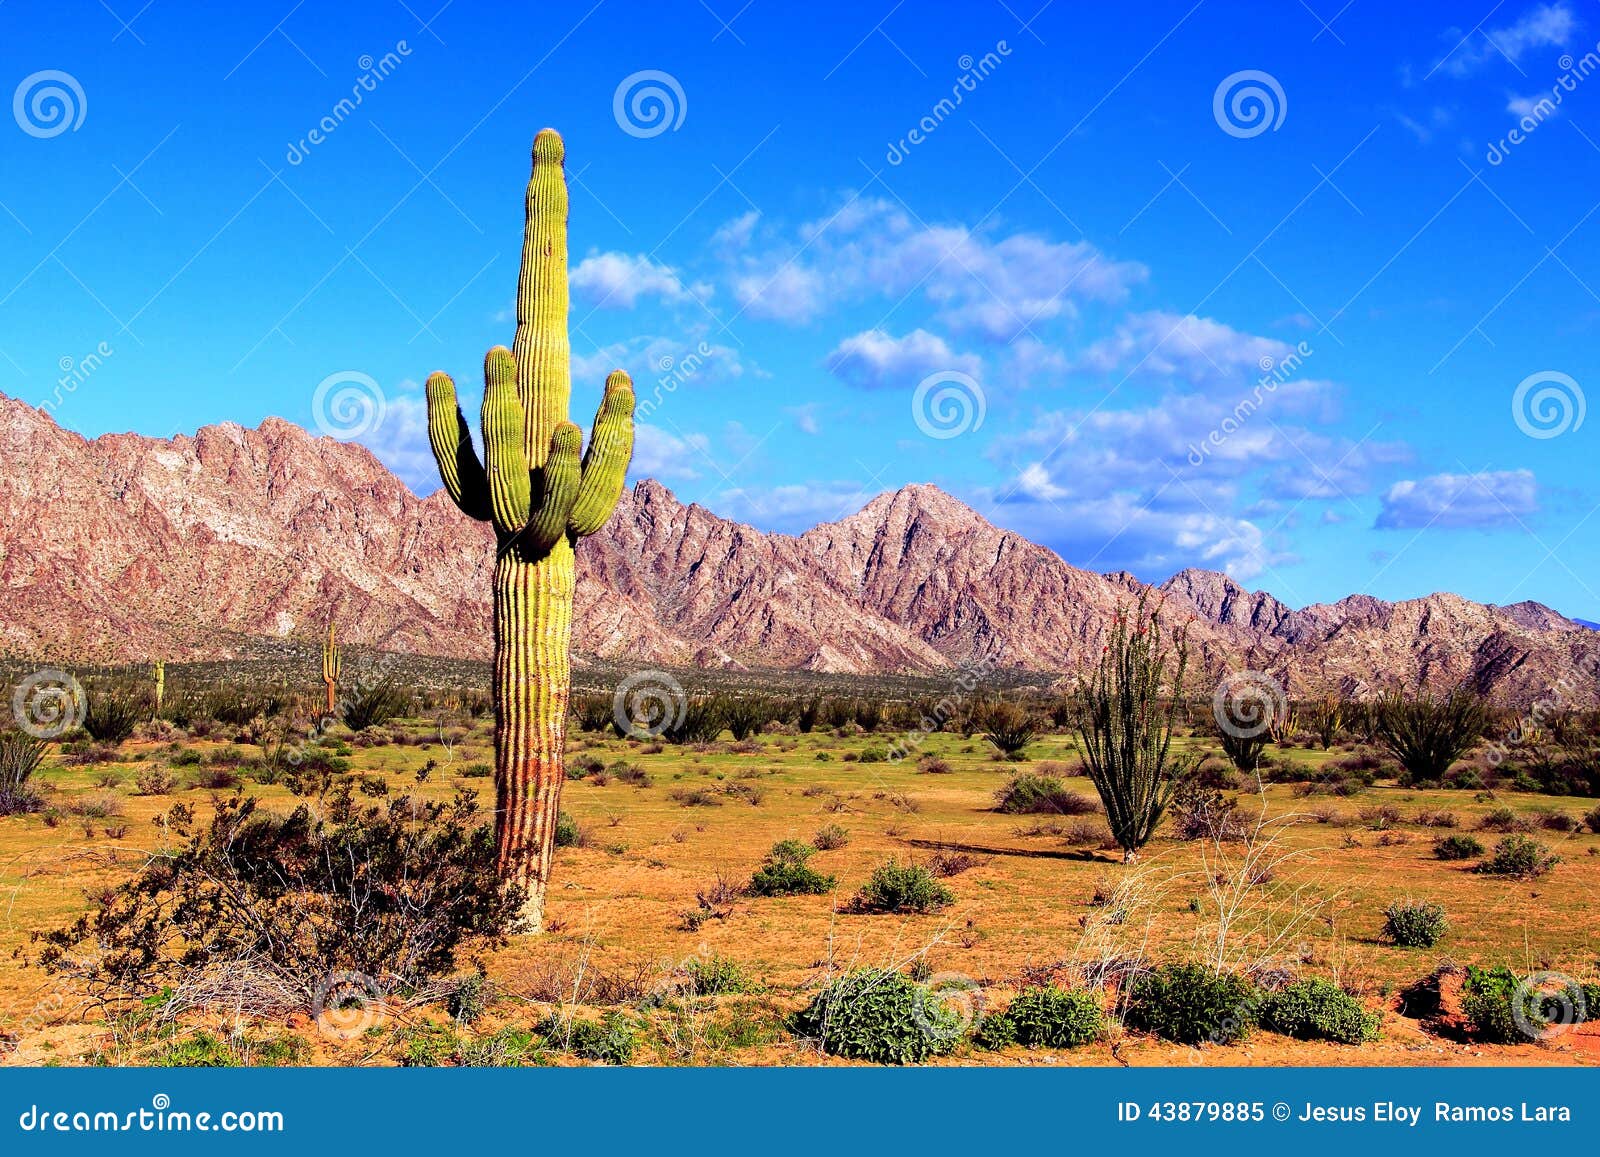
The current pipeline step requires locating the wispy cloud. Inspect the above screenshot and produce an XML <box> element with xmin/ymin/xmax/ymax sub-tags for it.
<box><xmin>1436</xmin><ymin>3</ymin><xmax>1575</xmax><ymax>77</ymax></box>
<box><xmin>1376</xmin><ymin>469</ymin><xmax>1538</xmax><ymax>529</ymax></box>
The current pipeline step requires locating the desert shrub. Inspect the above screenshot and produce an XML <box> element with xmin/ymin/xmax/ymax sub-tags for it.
<box><xmin>789</xmin><ymin>970</ymin><xmax>960</xmax><ymax>1064</ymax></box>
<box><xmin>1462</xmin><ymin>967</ymin><xmax>1597</xmax><ymax>1044</ymax></box>
<box><xmin>37</xmin><ymin>787</ymin><xmax>521</xmax><ymax>1009</ymax></box>
<box><xmin>457</xmin><ymin>1026</ymin><xmax>545</xmax><ymax>1067</ymax></box>
<box><xmin>668</xmin><ymin>787</ymin><xmax>722</xmax><ymax>808</ymax></box>
<box><xmin>1414</xmin><ymin>808</ymin><xmax>1458</xmax><ymax>828</ymax></box>
<box><xmin>811</xmin><ymin>822</ymin><xmax>850</xmax><ymax>850</ymax></box>
<box><xmin>993</xmin><ymin>773</ymin><xmax>1097</xmax><ymax>816</ymax></box>
<box><xmin>553</xmin><ymin>811</ymin><xmax>585</xmax><ymax>848</ymax></box>
<box><xmin>1478</xmin><ymin>806</ymin><xmax>1530</xmax><ymax>833</ymax></box>
<box><xmin>0</xmin><ymin>730</ymin><xmax>48</xmax><ymax>815</ymax></box>
<box><xmin>1433</xmin><ymin>834</ymin><xmax>1484</xmax><ymax>860</ymax></box>
<box><xmin>1381</xmin><ymin>899</ymin><xmax>1448</xmax><ymax>947</ymax></box>
<box><xmin>982</xmin><ymin>701</ymin><xmax>1037</xmax><ymax>759</ymax></box>
<box><xmin>191</xmin><ymin>766</ymin><xmax>241</xmax><ymax>790</ymax></box>
<box><xmin>858</xmin><ymin>746</ymin><xmax>886</xmax><ymax>764</ymax></box>
<box><xmin>1075</xmin><ymin>598</ymin><xmax>1192</xmax><ymax>860</ymax></box>
<box><xmin>539</xmin><ymin>1012</ymin><xmax>638</xmax><ymax>1065</ymax></box>
<box><xmin>685</xmin><ymin>955</ymin><xmax>753</xmax><ymax>995</ymax></box>
<box><xmin>917</xmin><ymin>756</ymin><xmax>952</xmax><ymax>774</ymax></box>
<box><xmin>1001</xmin><ymin>985</ymin><xmax>1104</xmax><ymax>1048</ymax></box>
<box><xmin>342</xmin><ymin>681</ymin><xmax>408</xmax><ymax>731</ymax></box>
<box><xmin>661</xmin><ymin>698</ymin><xmax>725</xmax><ymax>745</ymax></box>
<box><xmin>1474</xmin><ymin>834</ymin><xmax>1559</xmax><ymax>878</ymax></box>
<box><xmin>1534</xmin><ymin>809</ymin><xmax>1579</xmax><ymax>832</ymax></box>
<box><xmin>1123</xmin><ymin>963</ymin><xmax>1260</xmax><ymax>1045</ymax></box>
<box><xmin>570</xmin><ymin>693</ymin><xmax>614</xmax><ymax>734</ymax></box>
<box><xmin>1374</xmin><ymin>690</ymin><xmax>1490</xmax><ymax>784</ymax></box>
<box><xmin>748</xmin><ymin>840</ymin><xmax>835</xmax><ymax>897</ymax></box>
<box><xmin>82</xmin><ymin>686</ymin><xmax>143</xmax><ymax>746</ymax></box>
<box><xmin>1217</xmin><ymin>727</ymin><xmax>1269</xmax><ymax>775</ymax></box>
<box><xmin>1359</xmin><ymin>804</ymin><xmax>1402</xmax><ymax>830</ymax></box>
<box><xmin>856</xmin><ymin>862</ymin><xmax>954</xmax><ymax>914</ymax></box>
<box><xmin>720</xmin><ymin>697</ymin><xmax>769</xmax><ymax>742</ymax></box>
<box><xmin>1170</xmin><ymin>782</ymin><xmax>1246</xmax><ymax>841</ymax></box>
<box><xmin>1260</xmin><ymin>978</ymin><xmax>1378</xmax><ymax>1044</ymax></box>
<box><xmin>446</xmin><ymin>973</ymin><xmax>490</xmax><ymax>1025</ymax></box>
<box><xmin>133</xmin><ymin>767</ymin><xmax>178</xmax><ymax>796</ymax></box>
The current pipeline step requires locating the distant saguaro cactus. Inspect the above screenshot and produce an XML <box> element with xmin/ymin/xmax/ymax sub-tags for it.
<box><xmin>322</xmin><ymin>622</ymin><xmax>341</xmax><ymax>714</ymax></box>
<box><xmin>152</xmin><ymin>660</ymin><xmax>165</xmax><ymax>717</ymax></box>
<box><xmin>423</xmin><ymin>128</ymin><xmax>635</xmax><ymax>931</ymax></box>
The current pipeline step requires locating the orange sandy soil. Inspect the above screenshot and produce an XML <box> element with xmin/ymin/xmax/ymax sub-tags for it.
<box><xmin>1</xmin><ymin>722</ymin><xmax>1596</xmax><ymax>1066</ymax></box>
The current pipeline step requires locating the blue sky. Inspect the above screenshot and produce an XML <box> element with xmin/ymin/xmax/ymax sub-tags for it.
<box><xmin>2</xmin><ymin>1</ymin><xmax>1599</xmax><ymax>619</ymax></box>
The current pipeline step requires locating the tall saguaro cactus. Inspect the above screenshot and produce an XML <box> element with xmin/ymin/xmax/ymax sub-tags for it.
<box><xmin>152</xmin><ymin>660</ymin><xmax>165</xmax><ymax>717</ymax></box>
<box><xmin>423</xmin><ymin>128</ymin><xmax>635</xmax><ymax>931</ymax></box>
<box><xmin>322</xmin><ymin>622</ymin><xmax>341</xmax><ymax>714</ymax></box>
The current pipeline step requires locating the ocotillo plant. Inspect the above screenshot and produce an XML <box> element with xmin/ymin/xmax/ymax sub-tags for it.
<box><xmin>322</xmin><ymin>622</ymin><xmax>341</xmax><ymax>715</ymax></box>
<box><xmin>1075</xmin><ymin>596</ymin><xmax>1194</xmax><ymax>861</ymax></box>
<box><xmin>423</xmin><ymin>128</ymin><xmax>635</xmax><ymax>931</ymax></box>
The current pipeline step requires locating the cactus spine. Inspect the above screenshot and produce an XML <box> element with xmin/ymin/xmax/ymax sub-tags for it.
<box><xmin>423</xmin><ymin>128</ymin><xmax>635</xmax><ymax>931</ymax></box>
<box><xmin>322</xmin><ymin>622</ymin><xmax>341</xmax><ymax>715</ymax></box>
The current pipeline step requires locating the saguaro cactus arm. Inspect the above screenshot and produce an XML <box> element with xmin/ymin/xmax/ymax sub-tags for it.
<box><xmin>425</xmin><ymin>371</ymin><xmax>493</xmax><ymax>522</ymax></box>
<box><xmin>568</xmin><ymin>370</ymin><xmax>636</xmax><ymax>537</ymax></box>
<box><xmin>481</xmin><ymin>347</ymin><xmax>532</xmax><ymax>534</ymax></box>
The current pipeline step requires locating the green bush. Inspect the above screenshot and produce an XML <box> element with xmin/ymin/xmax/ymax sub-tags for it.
<box><xmin>972</xmin><ymin>1010</ymin><xmax>1017</xmax><ymax>1050</ymax></box>
<box><xmin>553</xmin><ymin>811</ymin><xmax>584</xmax><ymax>848</ymax></box>
<box><xmin>1382</xmin><ymin>899</ymin><xmax>1448</xmax><ymax>948</ymax></box>
<box><xmin>789</xmin><ymin>970</ymin><xmax>960</xmax><ymax>1064</ymax></box>
<box><xmin>1260</xmin><ymin>979</ymin><xmax>1378</xmax><ymax>1044</ymax></box>
<box><xmin>686</xmin><ymin>955</ymin><xmax>754</xmax><ymax>995</ymax></box>
<box><xmin>540</xmin><ymin>1011</ymin><xmax>638</xmax><ymax>1064</ymax></box>
<box><xmin>749</xmin><ymin>840</ymin><xmax>834</xmax><ymax>896</ymax></box>
<box><xmin>993</xmin><ymin>773</ymin><xmax>1097</xmax><ymax>816</ymax></box>
<box><xmin>1461</xmin><ymin>966</ymin><xmax>1525</xmax><ymax>1043</ymax></box>
<box><xmin>0</xmin><ymin>730</ymin><xmax>47</xmax><ymax>815</ymax></box>
<box><xmin>1002</xmin><ymin>985</ymin><xmax>1104</xmax><ymax>1048</ymax></box>
<box><xmin>1124</xmin><ymin>963</ymin><xmax>1259</xmax><ymax>1045</ymax></box>
<box><xmin>1474</xmin><ymin>834</ymin><xmax>1560</xmax><ymax>878</ymax></box>
<box><xmin>856</xmin><ymin>861</ymin><xmax>953</xmax><ymax>914</ymax></box>
<box><xmin>1433</xmin><ymin>834</ymin><xmax>1483</xmax><ymax>860</ymax></box>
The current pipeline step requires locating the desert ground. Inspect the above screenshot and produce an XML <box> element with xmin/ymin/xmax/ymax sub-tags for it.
<box><xmin>1</xmin><ymin>661</ymin><xmax>1596</xmax><ymax>1068</ymax></box>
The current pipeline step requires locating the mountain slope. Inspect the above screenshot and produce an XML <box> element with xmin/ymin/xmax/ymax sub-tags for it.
<box><xmin>0</xmin><ymin>395</ymin><xmax>1594</xmax><ymax>703</ymax></box>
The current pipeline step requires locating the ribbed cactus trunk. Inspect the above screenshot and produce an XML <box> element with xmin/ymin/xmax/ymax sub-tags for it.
<box><xmin>423</xmin><ymin>129</ymin><xmax>634</xmax><ymax>931</ymax></box>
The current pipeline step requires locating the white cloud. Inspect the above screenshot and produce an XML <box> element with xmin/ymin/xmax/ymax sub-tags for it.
<box><xmin>725</xmin><ymin>197</ymin><xmax>1145</xmax><ymax>338</ymax></box>
<box><xmin>1376</xmin><ymin>469</ymin><xmax>1538</xmax><ymax>529</ymax></box>
<box><xmin>1437</xmin><ymin>4</ymin><xmax>1574</xmax><ymax>77</ymax></box>
<box><xmin>569</xmin><ymin>251</ymin><xmax>708</xmax><ymax>309</ymax></box>
<box><xmin>710</xmin><ymin>481</ymin><xmax>877</xmax><ymax>533</ymax></box>
<box><xmin>572</xmin><ymin>335</ymin><xmax>746</xmax><ymax>396</ymax></box>
<box><xmin>1075</xmin><ymin>311</ymin><xmax>1298</xmax><ymax>387</ymax></box>
<box><xmin>629</xmin><ymin>423</ymin><xmax>708</xmax><ymax>482</ymax></box>
<box><xmin>1507</xmin><ymin>91</ymin><xmax>1559</xmax><ymax>118</ymax></box>
<box><xmin>824</xmin><ymin>328</ymin><xmax>981</xmax><ymax>391</ymax></box>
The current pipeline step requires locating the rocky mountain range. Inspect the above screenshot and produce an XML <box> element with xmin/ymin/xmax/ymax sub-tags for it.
<box><xmin>1</xmin><ymin>392</ymin><xmax>1595</xmax><ymax>706</ymax></box>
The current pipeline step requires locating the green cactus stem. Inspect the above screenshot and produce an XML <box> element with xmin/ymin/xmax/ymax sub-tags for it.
<box><xmin>423</xmin><ymin>128</ymin><xmax>635</xmax><ymax>931</ymax></box>
<box><xmin>322</xmin><ymin>622</ymin><xmax>341</xmax><ymax>715</ymax></box>
<box><xmin>153</xmin><ymin>660</ymin><xmax>165</xmax><ymax>717</ymax></box>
